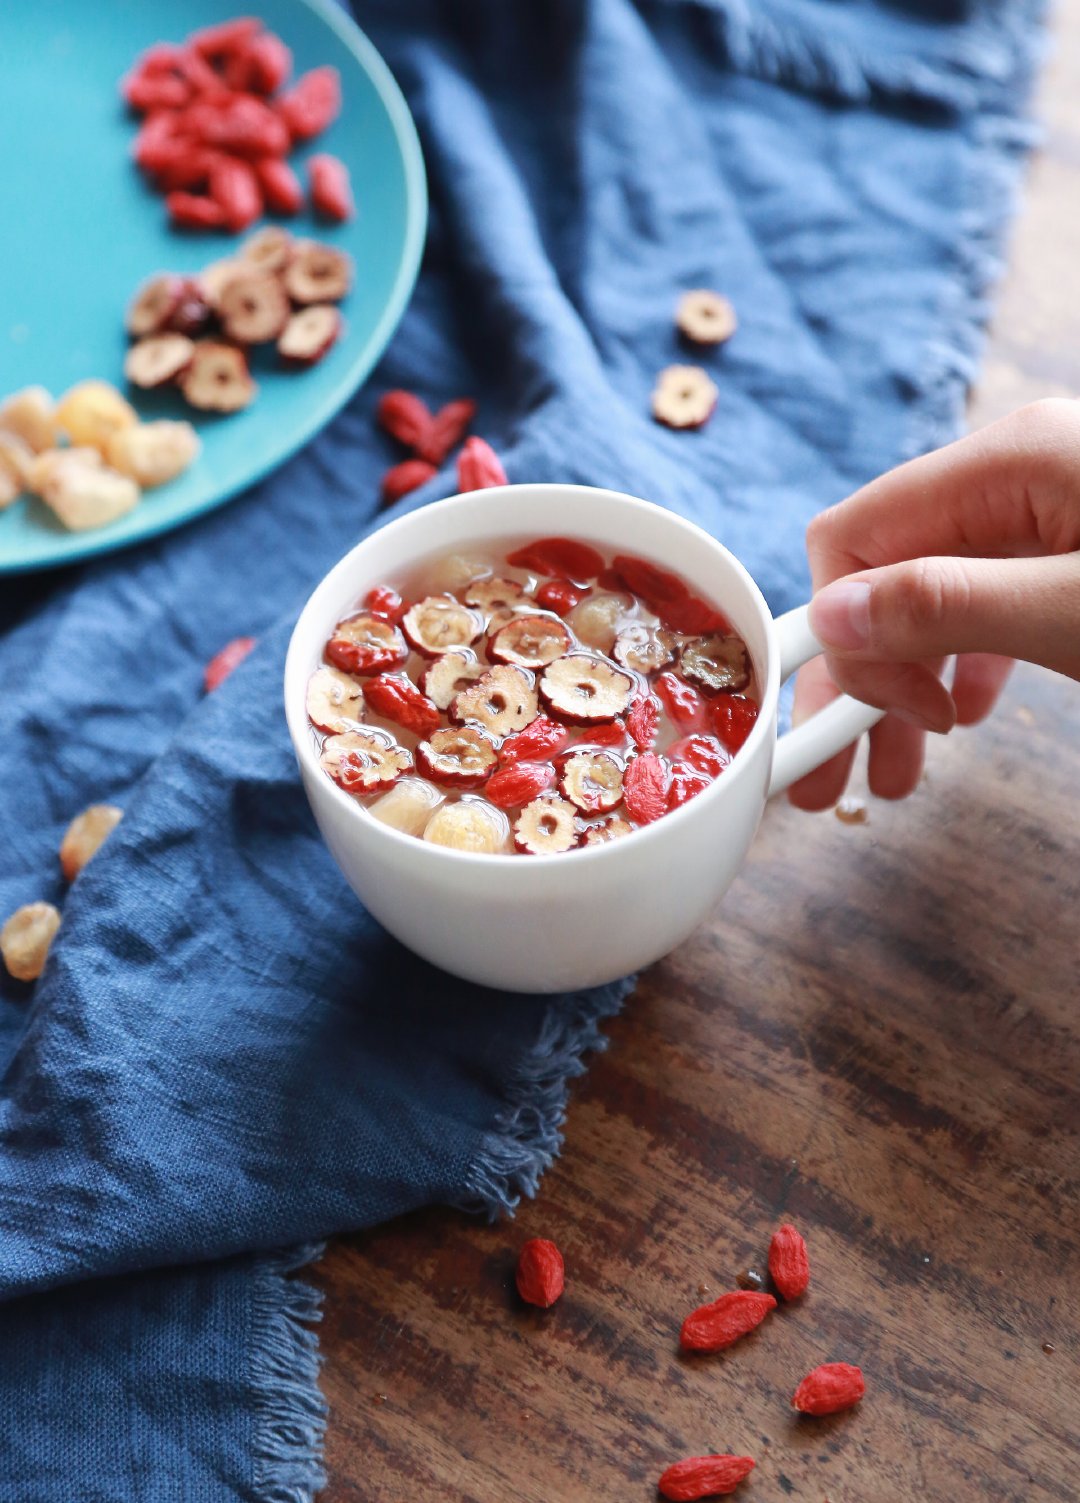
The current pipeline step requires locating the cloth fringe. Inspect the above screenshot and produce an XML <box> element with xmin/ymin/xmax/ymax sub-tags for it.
<box><xmin>250</xmin><ymin>1243</ymin><xmax>329</xmax><ymax>1503</ymax></box>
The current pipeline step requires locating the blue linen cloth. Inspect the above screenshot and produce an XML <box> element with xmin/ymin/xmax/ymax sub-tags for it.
<box><xmin>0</xmin><ymin>0</ymin><xmax>1043</xmax><ymax>1496</ymax></box>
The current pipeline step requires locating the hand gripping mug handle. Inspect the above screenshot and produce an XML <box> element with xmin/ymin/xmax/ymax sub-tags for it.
<box><xmin>768</xmin><ymin>604</ymin><xmax>884</xmax><ymax>797</ymax></box>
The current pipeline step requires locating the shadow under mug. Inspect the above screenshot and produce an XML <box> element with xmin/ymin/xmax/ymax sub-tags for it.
<box><xmin>285</xmin><ymin>485</ymin><xmax>882</xmax><ymax>993</ymax></box>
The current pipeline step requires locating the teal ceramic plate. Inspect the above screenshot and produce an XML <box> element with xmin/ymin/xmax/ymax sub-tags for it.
<box><xmin>0</xmin><ymin>0</ymin><xmax>426</xmax><ymax>574</ymax></box>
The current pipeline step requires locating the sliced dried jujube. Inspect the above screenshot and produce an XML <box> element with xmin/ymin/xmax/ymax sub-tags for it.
<box><xmin>559</xmin><ymin>750</ymin><xmax>624</xmax><ymax>814</ymax></box>
<box><xmin>420</xmin><ymin>650</ymin><xmax>485</xmax><ymax>710</ymax></box>
<box><xmin>612</xmin><ymin>623</ymin><xmax>676</xmax><ymax>675</ymax></box>
<box><xmin>489</xmin><ymin>614</ymin><xmax>572</xmax><ymax>670</ymax></box>
<box><xmin>423</xmin><ymin>799</ymin><xmax>509</xmax><ymax>853</ymax></box>
<box><xmin>538</xmin><ymin>654</ymin><xmax>633</xmax><ymax>725</ymax></box>
<box><xmin>463</xmin><ymin>576</ymin><xmax>527</xmax><ymax>614</ymax></box>
<box><xmin>218</xmin><ymin>272</ymin><xmax>290</xmax><ymax>344</ymax></box>
<box><xmin>306</xmin><ymin>665</ymin><xmax>364</xmax><ymax>732</ymax></box>
<box><xmin>450</xmin><ymin>665</ymin><xmax>538</xmax><ymax>738</ymax></box>
<box><xmin>680</xmin><ymin>633</ymin><xmax>750</xmax><ymax>694</ymax></box>
<box><xmin>402</xmin><ymin>595</ymin><xmax>482</xmax><ymax>657</ymax></box>
<box><xmin>321</xmin><ymin>730</ymin><xmax>411</xmax><ymax>793</ymax></box>
<box><xmin>566</xmin><ymin>592</ymin><xmax>632</xmax><ymax>652</ymax></box>
<box><xmin>326</xmin><ymin>613</ymin><xmax>407</xmax><ymax>676</ymax></box>
<box><xmin>579</xmin><ymin>815</ymin><xmax>634</xmax><ymax>847</ymax></box>
<box><xmin>416</xmin><ymin>727</ymin><xmax>498</xmax><ymax>789</ymax></box>
<box><xmin>514</xmin><ymin>797</ymin><xmax>579</xmax><ymax>856</ymax></box>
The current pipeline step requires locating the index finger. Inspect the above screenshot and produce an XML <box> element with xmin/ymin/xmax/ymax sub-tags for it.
<box><xmin>807</xmin><ymin>400</ymin><xmax>1080</xmax><ymax>589</ymax></box>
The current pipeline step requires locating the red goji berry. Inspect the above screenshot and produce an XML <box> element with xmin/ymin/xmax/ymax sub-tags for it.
<box><xmin>667</xmin><ymin>763</ymin><xmax>712</xmax><ymax>809</ymax></box>
<box><xmin>133</xmin><ymin>111</ymin><xmax>186</xmax><ymax>172</ymax></box>
<box><xmin>534</xmin><ymin>579</ymin><xmax>588</xmax><ymax>615</ymax></box>
<box><xmin>505</xmin><ymin>536</ymin><xmax>604</xmax><ymax>581</ymax></box>
<box><xmin>204</xmin><ymin>635</ymin><xmax>256</xmax><ymax>692</ymax></box>
<box><xmin>123</xmin><ymin>71</ymin><xmax>191</xmax><ymax>113</ymax></box>
<box><xmin>792</xmin><ymin>1362</ymin><xmax>865</xmax><ymax>1416</ymax></box>
<box><xmin>377</xmin><ymin>389</ymin><xmax>434</xmax><ymax>450</ymax></box>
<box><xmin>209</xmin><ymin>155</ymin><xmax>262</xmax><ymax>231</ymax></box>
<box><xmin>659</xmin><ymin>594</ymin><xmax>730</xmax><ymax>635</ymax></box>
<box><xmin>610</xmin><ymin>554</ymin><xmax>728</xmax><ymax>633</ymax></box>
<box><xmin>309</xmin><ymin>152</ymin><xmax>354</xmax><ymax>221</ymax></box>
<box><xmin>584</xmin><ymin>720</ymin><xmax>627</xmax><ymax>748</ymax></box>
<box><xmin>417</xmin><ymin>398</ymin><xmax>476</xmax><ymax>464</ymax></box>
<box><xmin>167</xmin><ymin>190</ymin><xmax>227</xmax><ymax>229</ymax></box>
<box><xmin>622</xmin><ymin>752</ymin><xmax>669</xmax><ymax>824</ymax></box>
<box><xmin>658</xmin><ymin>1455</ymin><xmax>755</xmax><ymax>1501</ymax></box>
<box><xmin>380</xmin><ymin>459</ymin><xmax>437</xmax><ymax>505</ymax></box>
<box><xmin>198</xmin><ymin>95</ymin><xmax>290</xmax><ymax>158</ymax></box>
<box><xmin>457</xmin><ymin>436</ymin><xmax>507</xmax><ymax>491</ymax></box>
<box><xmin>499</xmin><ymin>716</ymin><xmax>570</xmax><ymax>766</ymax></box>
<box><xmin>155</xmin><ymin>146</ymin><xmax>222</xmax><ymax>192</ymax></box>
<box><xmin>679</xmin><ymin>1289</ymin><xmax>777</xmax><ymax>1351</ymax></box>
<box><xmin>667</xmin><ymin>733</ymin><xmax>729</xmax><ymax>778</ymax></box>
<box><xmin>190</xmin><ymin>17</ymin><xmax>263</xmax><ymax>61</ymax></box>
<box><xmin>224</xmin><ymin>32</ymin><xmax>292</xmax><ymax>95</ymax></box>
<box><xmin>363</xmin><ymin>673</ymin><xmax>440</xmax><ymax>738</ymax></box>
<box><xmin>626</xmin><ymin>695</ymin><xmax>660</xmax><ymax>751</ymax></box>
<box><xmin>656</xmin><ymin>672</ymin><xmax>706</xmax><ymax>733</ymax></box>
<box><xmin>364</xmin><ymin>586</ymin><xmax>405</xmax><ymax>624</ymax></box>
<box><xmin>768</xmin><ymin>1223</ymin><xmax>810</xmax><ymax>1300</ymax></box>
<box><xmin>515</xmin><ymin>1238</ymin><xmax>564</xmax><ymax>1308</ymax></box>
<box><xmin>137</xmin><ymin>42</ymin><xmax>189</xmax><ymax>77</ymax></box>
<box><xmin>485</xmin><ymin>761</ymin><xmax>556</xmax><ymax>810</ymax></box>
<box><xmin>596</xmin><ymin>565</ymin><xmax>626</xmax><ymax>592</ymax></box>
<box><xmin>254</xmin><ymin>156</ymin><xmax>303</xmax><ymax>214</ymax></box>
<box><xmin>276</xmin><ymin>65</ymin><xmax>341</xmax><ymax>141</ymax></box>
<box><xmin>711</xmin><ymin>693</ymin><xmax>759</xmax><ymax>754</ymax></box>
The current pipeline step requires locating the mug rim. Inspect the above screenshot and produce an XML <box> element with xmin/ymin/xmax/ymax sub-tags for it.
<box><xmin>284</xmin><ymin>483</ymin><xmax>781</xmax><ymax>867</ymax></box>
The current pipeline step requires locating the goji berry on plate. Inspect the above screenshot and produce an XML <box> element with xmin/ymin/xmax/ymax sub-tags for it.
<box><xmin>485</xmin><ymin>761</ymin><xmax>557</xmax><ymax>810</ymax></box>
<box><xmin>792</xmin><ymin>1362</ymin><xmax>865</xmax><ymax>1415</ymax></box>
<box><xmin>456</xmin><ymin>436</ymin><xmax>507</xmax><ymax>491</ymax></box>
<box><xmin>381</xmin><ymin>460</ymin><xmax>438</xmax><ymax>506</ymax></box>
<box><xmin>417</xmin><ymin>398</ymin><xmax>476</xmax><ymax>465</ymax></box>
<box><xmin>679</xmin><ymin>1289</ymin><xmax>776</xmax><ymax>1351</ymax></box>
<box><xmin>225</xmin><ymin>31</ymin><xmax>292</xmax><ymax>94</ymax></box>
<box><xmin>516</xmin><ymin>1238</ymin><xmax>564</xmax><ymax>1307</ymax></box>
<box><xmin>308</xmin><ymin>152</ymin><xmax>354</xmax><ymax>221</ymax></box>
<box><xmin>363</xmin><ymin>673</ymin><xmax>440</xmax><ymax>738</ymax></box>
<box><xmin>204</xmin><ymin>635</ymin><xmax>256</xmax><ymax>691</ymax></box>
<box><xmin>658</xmin><ymin>1454</ymin><xmax>755</xmax><ymax>1501</ymax></box>
<box><xmin>167</xmin><ymin>191</ymin><xmax>226</xmax><ymax>230</ymax></box>
<box><xmin>276</xmin><ymin>65</ymin><xmax>341</xmax><ymax>141</ymax></box>
<box><xmin>209</xmin><ymin>155</ymin><xmax>262</xmax><ymax>231</ymax></box>
<box><xmin>622</xmin><ymin>752</ymin><xmax>669</xmax><ymax>824</ymax></box>
<box><xmin>506</xmin><ymin>536</ymin><xmax>605</xmax><ymax>581</ymax></box>
<box><xmin>768</xmin><ymin>1223</ymin><xmax>810</xmax><ymax>1300</ymax></box>
<box><xmin>190</xmin><ymin>17</ymin><xmax>263</xmax><ymax>60</ymax></box>
<box><xmin>254</xmin><ymin>156</ymin><xmax>303</xmax><ymax>214</ymax></box>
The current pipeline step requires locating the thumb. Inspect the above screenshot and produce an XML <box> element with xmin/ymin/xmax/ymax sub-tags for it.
<box><xmin>808</xmin><ymin>553</ymin><xmax>1080</xmax><ymax>681</ymax></box>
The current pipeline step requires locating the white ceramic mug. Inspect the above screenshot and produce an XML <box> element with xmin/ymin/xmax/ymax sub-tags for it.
<box><xmin>284</xmin><ymin>484</ymin><xmax>881</xmax><ymax>993</ymax></box>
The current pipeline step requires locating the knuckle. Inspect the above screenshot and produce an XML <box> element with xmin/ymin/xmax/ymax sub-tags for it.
<box><xmin>889</xmin><ymin>558</ymin><xmax>970</xmax><ymax>639</ymax></box>
<box><xmin>805</xmin><ymin>505</ymin><xmax>839</xmax><ymax>552</ymax></box>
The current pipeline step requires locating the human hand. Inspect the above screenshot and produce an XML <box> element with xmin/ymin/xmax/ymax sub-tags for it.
<box><xmin>788</xmin><ymin>400</ymin><xmax>1080</xmax><ymax>810</ymax></box>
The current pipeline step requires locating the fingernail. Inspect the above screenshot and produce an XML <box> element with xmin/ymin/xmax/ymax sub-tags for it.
<box><xmin>809</xmin><ymin>581</ymin><xmax>871</xmax><ymax>652</ymax></box>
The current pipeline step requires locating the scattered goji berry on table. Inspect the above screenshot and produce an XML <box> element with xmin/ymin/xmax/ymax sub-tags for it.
<box><xmin>792</xmin><ymin>1362</ymin><xmax>865</xmax><ymax>1415</ymax></box>
<box><xmin>622</xmin><ymin>752</ymin><xmax>670</xmax><ymax>824</ymax></box>
<box><xmin>308</xmin><ymin>152</ymin><xmax>354</xmax><ymax>221</ymax></box>
<box><xmin>377</xmin><ymin>389</ymin><xmax>434</xmax><ymax>450</ymax></box>
<box><xmin>679</xmin><ymin>1289</ymin><xmax>777</xmax><ymax>1351</ymax></box>
<box><xmin>204</xmin><ymin>635</ymin><xmax>256</xmax><ymax>692</ymax></box>
<box><xmin>417</xmin><ymin>398</ymin><xmax>476</xmax><ymax>465</ymax></box>
<box><xmin>516</xmin><ymin>1238</ymin><xmax>565</xmax><ymax>1308</ymax></box>
<box><xmin>658</xmin><ymin>1454</ymin><xmax>755</xmax><ymax>1500</ymax></box>
<box><xmin>380</xmin><ymin>459</ymin><xmax>438</xmax><ymax>505</ymax></box>
<box><xmin>456</xmin><ymin>436</ymin><xmax>507</xmax><ymax>491</ymax></box>
<box><xmin>363</xmin><ymin>673</ymin><xmax>440</xmax><ymax>738</ymax></box>
<box><xmin>768</xmin><ymin>1223</ymin><xmax>810</xmax><ymax>1300</ymax></box>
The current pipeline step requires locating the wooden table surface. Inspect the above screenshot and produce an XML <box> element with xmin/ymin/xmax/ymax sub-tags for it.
<box><xmin>311</xmin><ymin>13</ymin><xmax>1080</xmax><ymax>1501</ymax></box>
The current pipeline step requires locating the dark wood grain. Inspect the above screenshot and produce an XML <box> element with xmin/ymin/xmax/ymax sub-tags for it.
<box><xmin>309</xmin><ymin>12</ymin><xmax>1080</xmax><ymax>1501</ymax></box>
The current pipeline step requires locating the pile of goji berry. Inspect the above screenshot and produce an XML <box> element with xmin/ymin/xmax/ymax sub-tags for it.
<box><xmin>515</xmin><ymin>1223</ymin><xmax>865</xmax><ymax>1500</ymax></box>
<box><xmin>123</xmin><ymin>17</ymin><xmax>353</xmax><ymax>232</ymax></box>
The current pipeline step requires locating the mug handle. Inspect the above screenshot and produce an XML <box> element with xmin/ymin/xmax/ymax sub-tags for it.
<box><xmin>767</xmin><ymin>604</ymin><xmax>884</xmax><ymax>797</ymax></box>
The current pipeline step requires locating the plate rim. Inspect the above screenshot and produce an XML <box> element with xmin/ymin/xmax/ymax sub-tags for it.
<box><xmin>0</xmin><ymin>0</ymin><xmax>428</xmax><ymax>576</ymax></box>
